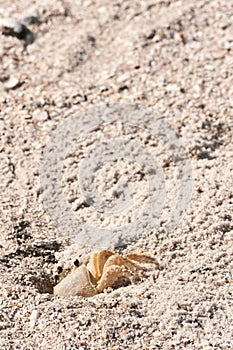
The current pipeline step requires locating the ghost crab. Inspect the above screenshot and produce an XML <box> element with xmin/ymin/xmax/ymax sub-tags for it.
<box><xmin>54</xmin><ymin>250</ymin><xmax>159</xmax><ymax>297</ymax></box>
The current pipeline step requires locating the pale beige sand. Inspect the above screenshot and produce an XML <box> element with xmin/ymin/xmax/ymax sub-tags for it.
<box><xmin>0</xmin><ymin>1</ymin><xmax>232</xmax><ymax>349</ymax></box>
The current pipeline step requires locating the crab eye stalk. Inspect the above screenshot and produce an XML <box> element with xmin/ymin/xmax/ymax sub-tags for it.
<box><xmin>54</xmin><ymin>275</ymin><xmax>60</xmax><ymax>284</ymax></box>
<box><xmin>73</xmin><ymin>259</ymin><xmax>80</xmax><ymax>267</ymax></box>
<box><xmin>57</xmin><ymin>266</ymin><xmax>63</xmax><ymax>274</ymax></box>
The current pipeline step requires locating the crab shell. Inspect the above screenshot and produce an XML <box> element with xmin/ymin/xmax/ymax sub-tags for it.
<box><xmin>54</xmin><ymin>264</ymin><xmax>97</xmax><ymax>297</ymax></box>
<box><xmin>53</xmin><ymin>250</ymin><xmax>159</xmax><ymax>297</ymax></box>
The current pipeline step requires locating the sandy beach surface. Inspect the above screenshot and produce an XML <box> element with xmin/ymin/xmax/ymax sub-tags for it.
<box><xmin>0</xmin><ymin>1</ymin><xmax>232</xmax><ymax>349</ymax></box>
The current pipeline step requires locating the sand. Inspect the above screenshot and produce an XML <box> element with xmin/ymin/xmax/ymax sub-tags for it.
<box><xmin>0</xmin><ymin>0</ymin><xmax>233</xmax><ymax>349</ymax></box>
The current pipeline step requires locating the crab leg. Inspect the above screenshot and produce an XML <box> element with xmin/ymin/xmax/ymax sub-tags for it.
<box><xmin>87</xmin><ymin>250</ymin><xmax>114</xmax><ymax>280</ymax></box>
<box><xmin>96</xmin><ymin>265</ymin><xmax>132</xmax><ymax>293</ymax></box>
<box><xmin>101</xmin><ymin>254</ymin><xmax>141</xmax><ymax>273</ymax></box>
<box><xmin>124</xmin><ymin>253</ymin><xmax>159</xmax><ymax>269</ymax></box>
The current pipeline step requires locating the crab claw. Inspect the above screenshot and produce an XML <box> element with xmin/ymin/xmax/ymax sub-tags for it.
<box><xmin>54</xmin><ymin>265</ymin><xmax>97</xmax><ymax>297</ymax></box>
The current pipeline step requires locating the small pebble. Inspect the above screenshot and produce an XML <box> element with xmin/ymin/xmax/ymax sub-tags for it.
<box><xmin>0</xmin><ymin>18</ymin><xmax>23</xmax><ymax>35</ymax></box>
<box><xmin>4</xmin><ymin>76</ymin><xmax>20</xmax><ymax>90</ymax></box>
<box><xmin>32</xmin><ymin>110</ymin><xmax>49</xmax><ymax>122</ymax></box>
<box><xmin>0</xmin><ymin>17</ymin><xmax>34</xmax><ymax>45</ymax></box>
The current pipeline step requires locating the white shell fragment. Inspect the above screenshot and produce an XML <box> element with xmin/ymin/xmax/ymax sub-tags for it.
<box><xmin>29</xmin><ymin>309</ymin><xmax>40</xmax><ymax>330</ymax></box>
